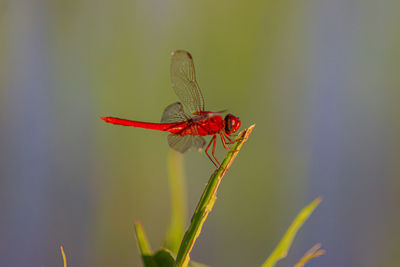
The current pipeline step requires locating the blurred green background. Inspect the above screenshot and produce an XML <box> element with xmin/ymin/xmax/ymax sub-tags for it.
<box><xmin>1</xmin><ymin>0</ymin><xmax>399</xmax><ymax>266</ymax></box>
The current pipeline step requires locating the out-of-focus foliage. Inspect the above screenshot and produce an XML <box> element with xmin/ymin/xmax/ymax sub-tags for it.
<box><xmin>60</xmin><ymin>246</ymin><xmax>67</xmax><ymax>267</ymax></box>
<box><xmin>294</xmin><ymin>244</ymin><xmax>325</xmax><ymax>267</ymax></box>
<box><xmin>163</xmin><ymin>150</ymin><xmax>187</xmax><ymax>254</ymax></box>
<box><xmin>262</xmin><ymin>197</ymin><xmax>322</xmax><ymax>267</ymax></box>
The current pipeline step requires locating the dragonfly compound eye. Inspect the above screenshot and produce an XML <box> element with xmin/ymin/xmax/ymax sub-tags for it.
<box><xmin>225</xmin><ymin>114</ymin><xmax>241</xmax><ymax>134</ymax></box>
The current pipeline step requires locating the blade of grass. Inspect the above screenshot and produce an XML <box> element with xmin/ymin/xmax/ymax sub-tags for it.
<box><xmin>135</xmin><ymin>220</ymin><xmax>153</xmax><ymax>255</ymax></box>
<box><xmin>175</xmin><ymin>125</ymin><xmax>256</xmax><ymax>267</ymax></box>
<box><xmin>60</xmin><ymin>245</ymin><xmax>67</xmax><ymax>267</ymax></box>
<box><xmin>294</xmin><ymin>243</ymin><xmax>325</xmax><ymax>267</ymax></box>
<box><xmin>261</xmin><ymin>197</ymin><xmax>322</xmax><ymax>267</ymax></box>
<box><xmin>164</xmin><ymin>150</ymin><xmax>188</xmax><ymax>253</ymax></box>
<box><xmin>134</xmin><ymin>221</ymin><xmax>157</xmax><ymax>267</ymax></box>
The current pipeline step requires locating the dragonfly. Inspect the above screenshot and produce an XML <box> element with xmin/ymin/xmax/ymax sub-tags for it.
<box><xmin>101</xmin><ymin>50</ymin><xmax>241</xmax><ymax>167</ymax></box>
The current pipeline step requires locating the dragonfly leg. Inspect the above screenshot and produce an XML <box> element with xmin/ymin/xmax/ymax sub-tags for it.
<box><xmin>205</xmin><ymin>135</ymin><xmax>218</xmax><ymax>167</ymax></box>
<box><xmin>223</xmin><ymin>131</ymin><xmax>236</xmax><ymax>144</ymax></box>
<box><xmin>220</xmin><ymin>133</ymin><xmax>238</xmax><ymax>152</ymax></box>
<box><xmin>212</xmin><ymin>135</ymin><xmax>221</xmax><ymax>166</ymax></box>
<box><xmin>225</xmin><ymin>131</ymin><xmax>245</xmax><ymax>144</ymax></box>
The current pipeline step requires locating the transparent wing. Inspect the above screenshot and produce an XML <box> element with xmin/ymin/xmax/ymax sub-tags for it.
<box><xmin>192</xmin><ymin>135</ymin><xmax>207</xmax><ymax>150</ymax></box>
<box><xmin>161</xmin><ymin>102</ymin><xmax>190</xmax><ymax>123</ymax></box>
<box><xmin>170</xmin><ymin>50</ymin><xmax>205</xmax><ymax>114</ymax></box>
<box><xmin>167</xmin><ymin>134</ymin><xmax>206</xmax><ymax>153</ymax></box>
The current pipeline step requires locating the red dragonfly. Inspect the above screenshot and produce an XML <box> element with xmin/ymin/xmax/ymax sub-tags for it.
<box><xmin>101</xmin><ymin>50</ymin><xmax>241</xmax><ymax>166</ymax></box>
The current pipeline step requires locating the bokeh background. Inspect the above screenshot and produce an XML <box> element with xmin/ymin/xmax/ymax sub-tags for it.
<box><xmin>1</xmin><ymin>0</ymin><xmax>399</xmax><ymax>266</ymax></box>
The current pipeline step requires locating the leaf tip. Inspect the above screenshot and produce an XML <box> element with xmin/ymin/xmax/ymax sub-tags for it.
<box><xmin>294</xmin><ymin>243</ymin><xmax>326</xmax><ymax>267</ymax></box>
<box><xmin>60</xmin><ymin>245</ymin><xmax>67</xmax><ymax>267</ymax></box>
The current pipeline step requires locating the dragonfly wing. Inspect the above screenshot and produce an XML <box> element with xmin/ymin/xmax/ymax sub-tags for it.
<box><xmin>161</xmin><ymin>102</ymin><xmax>190</xmax><ymax>123</ymax></box>
<box><xmin>170</xmin><ymin>50</ymin><xmax>205</xmax><ymax>114</ymax></box>
<box><xmin>192</xmin><ymin>135</ymin><xmax>206</xmax><ymax>150</ymax></box>
<box><xmin>167</xmin><ymin>134</ymin><xmax>206</xmax><ymax>153</ymax></box>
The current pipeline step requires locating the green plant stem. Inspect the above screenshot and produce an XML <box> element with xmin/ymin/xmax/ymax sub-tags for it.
<box><xmin>175</xmin><ymin>125</ymin><xmax>256</xmax><ymax>267</ymax></box>
<box><xmin>164</xmin><ymin>150</ymin><xmax>188</xmax><ymax>253</ymax></box>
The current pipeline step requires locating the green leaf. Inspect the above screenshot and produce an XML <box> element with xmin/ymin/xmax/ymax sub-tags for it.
<box><xmin>261</xmin><ymin>197</ymin><xmax>322</xmax><ymax>267</ymax></box>
<box><xmin>152</xmin><ymin>249</ymin><xmax>175</xmax><ymax>267</ymax></box>
<box><xmin>175</xmin><ymin>125</ymin><xmax>256</xmax><ymax>267</ymax></box>
<box><xmin>164</xmin><ymin>150</ymin><xmax>188</xmax><ymax>254</ymax></box>
<box><xmin>134</xmin><ymin>221</ymin><xmax>157</xmax><ymax>267</ymax></box>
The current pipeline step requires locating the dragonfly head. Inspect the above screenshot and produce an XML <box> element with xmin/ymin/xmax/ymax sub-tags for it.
<box><xmin>224</xmin><ymin>114</ymin><xmax>241</xmax><ymax>134</ymax></box>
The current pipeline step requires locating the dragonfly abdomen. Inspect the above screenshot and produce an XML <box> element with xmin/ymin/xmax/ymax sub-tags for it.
<box><xmin>101</xmin><ymin>117</ymin><xmax>181</xmax><ymax>131</ymax></box>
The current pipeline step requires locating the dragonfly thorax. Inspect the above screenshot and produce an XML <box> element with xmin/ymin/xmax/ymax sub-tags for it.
<box><xmin>224</xmin><ymin>114</ymin><xmax>241</xmax><ymax>134</ymax></box>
